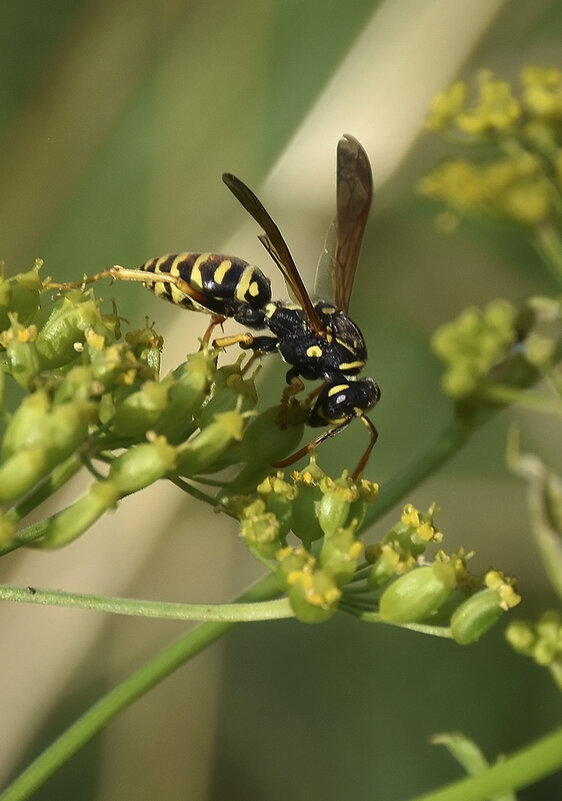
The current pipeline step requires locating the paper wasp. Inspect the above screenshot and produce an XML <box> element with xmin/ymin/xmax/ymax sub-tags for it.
<box><xmin>48</xmin><ymin>134</ymin><xmax>380</xmax><ymax>478</ymax></box>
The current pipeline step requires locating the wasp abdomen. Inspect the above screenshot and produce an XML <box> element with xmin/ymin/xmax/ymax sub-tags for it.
<box><xmin>140</xmin><ymin>252</ymin><xmax>271</xmax><ymax>318</ymax></box>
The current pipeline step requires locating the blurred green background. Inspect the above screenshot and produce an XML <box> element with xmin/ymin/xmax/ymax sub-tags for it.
<box><xmin>1</xmin><ymin>1</ymin><xmax>561</xmax><ymax>799</ymax></box>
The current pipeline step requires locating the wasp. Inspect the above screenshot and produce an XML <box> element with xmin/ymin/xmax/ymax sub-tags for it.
<box><xmin>48</xmin><ymin>135</ymin><xmax>380</xmax><ymax>478</ymax></box>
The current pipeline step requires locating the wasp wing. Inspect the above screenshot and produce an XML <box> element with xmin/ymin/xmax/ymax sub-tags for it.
<box><xmin>222</xmin><ymin>172</ymin><xmax>323</xmax><ymax>333</ymax></box>
<box><xmin>313</xmin><ymin>217</ymin><xmax>337</xmax><ymax>303</ymax></box>
<box><xmin>253</xmin><ymin>234</ymin><xmax>298</xmax><ymax>305</ymax></box>
<box><xmin>333</xmin><ymin>134</ymin><xmax>373</xmax><ymax>313</ymax></box>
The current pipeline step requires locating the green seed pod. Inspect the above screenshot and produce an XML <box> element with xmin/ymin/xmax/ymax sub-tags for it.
<box><xmin>35</xmin><ymin>292</ymin><xmax>118</xmax><ymax>369</ymax></box>
<box><xmin>2</xmin><ymin>391</ymin><xmax>96</xmax><ymax>462</ymax></box>
<box><xmin>317</xmin><ymin>476</ymin><xmax>359</xmax><ymax>537</ymax></box>
<box><xmin>2</xmin><ymin>321</ymin><xmax>41</xmax><ymax>388</ymax></box>
<box><xmin>88</xmin><ymin>341</ymin><xmax>141</xmax><ymax>389</ymax></box>
<box><xmin>367</xmin><ymin>544</ymin><xmax>403</xmax><ymax>588</ymax></box>
<box><xmin>197</xmin><ymin>362</ymin><xmax>257</xmax><ymax>429</ymax></box>
<box><xmin>0</xmin><ymin>447</ymin><xmax>48</xmax><ymax>503</ymax></box>
<box><xmin>450</xmin><ymin>588</ymin><xmax>506</xmax><ymax>644</ymax></box>
<box><xmin>175</xmin><ymin>409</ymin><xmax>247</xmax><ymax>477</ymax></box>
<box><xmin>111</xmin><ymin>380</ymin><xmax>171</xmax><ymax>439</ymax></box>
<box><xmin>240</xmin><ymin>405</ymin><xmax>306</xmax><ymax>464</ymax></box>
<box><xmin>289</xmin><ymin>466</ymin><xmax>326</xmax><ymax>548</ymax></box>
<box><xmin>108</xmin><ymin>437</ymin><xmax>177</xmax><ymax>495</ymax></box>
<box><xmin>239</xmin><ymin>500</ymin><xmax>283</xmax><ymax>559</ymax></box>
<box><xmin>38</xmin><ymin>481</ymin><xmax>121</xmax><ymax>548</ymax></box>
<box><xmin>0</xmin><ymin>393</ymin><xmax>97</xmax><ymax>501</ymax></box>
<box><xmin>152</xmin><ymin>350</ymin><xmax>216</xmax><ymax>443</ymax></box>
<box><xmin>379</xmin><ymin>563</ymin><xmax>457</xmax><ymax>624</ymax></box>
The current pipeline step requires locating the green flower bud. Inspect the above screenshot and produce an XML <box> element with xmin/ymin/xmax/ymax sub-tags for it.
<box><xmin>275</xmin><ymin>545</ymin><xmax>313</xmax><ymax>585</ymax></box>
<box><xmin>319</xmin><ymin>525</ymin><xmax>364</xmax><ymax>587</ymax></box>
<box><xmin>256</xmin><ymin>474</ymin><xmax>297</xmax><ymax>540</ymax></box>
<box><xmin>38</xmin><ymin>481</ymin><xmax>120</xmax><ymax>548</ymax></box>
<box><xmin>108</xmin><ymin>436</ymin><xmax>177</xmax><ymax>494</ymax></box>
<box><xmin>379</xmin><ymin>563</ymin><xmax>457</xmax><ymax>624</ymax></box>
<box><xmin>524</xmin><ymin>333</ymin><xmax>555</xmax><ymax>366</ymax></box>
<box><xmin>0</xmin><ymin>316</ymin><xmax>41</xmax><ymax>388</ymax></box>
<box><xmin>505</xmin><ymin>620</ymin><xmax>536</xmax><ymax>654</ymax></box>
<box><xmin>239</xmin><ymin>499</ymin><xmax>282</xmax><ymax>559</ymax></box>
<box><xmin>506</xmin><ymin>611</ymin><xmax>561</xmax><ymax>669</ymax></box>
<box><xmin>124</xmin><ymin>324</ymin><xmax>163</xmax><ymax>372</ymax></box>
<box><xmin>286</xmin><ymin>568</ymin><xmax>341</xmax><ymax>623</ymax></box>
<box><xmin>88</xmin><ymin>341</ymin><xmax>142</xmax><ymax>389</ymax></box>
<box><xmin>0</xmin><ymin>262</ymin><xmax>42</xmax><ymax>330</ymax></box>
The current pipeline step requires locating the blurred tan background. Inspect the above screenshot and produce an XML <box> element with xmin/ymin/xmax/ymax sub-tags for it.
<box><xmin>1</xmin><ymin>1</ymin><xmax>561</xmax><ymax>799</ymax></box>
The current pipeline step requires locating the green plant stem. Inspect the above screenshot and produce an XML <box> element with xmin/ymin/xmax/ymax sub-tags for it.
<box><xmin>0</xmin><ymin>572</ymin><xmax>283</xmax><ymax>801</ymax></box>
<box><xmin>0</xmin><ymin>583</ymin><xmax>293</xmax><ymax>622</ymax></box>
<box><xmin>479</xmin><ymin>384</ymin><xmax>562</xmax><ymax>413</ymax></box>
<box><xmin>403</xmin><ymin>725</ymin><xmax>562</xmax><ymax>801</ymax></box>
<box><xmin>534</xmin><ymin>223</ymin><xmax>562</xmax><ymax>289</ymax></box>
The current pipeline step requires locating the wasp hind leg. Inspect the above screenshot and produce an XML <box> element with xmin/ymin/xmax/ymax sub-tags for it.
<box><xmin>47</xmin><ymin>265</ymin><xmax>207</xmax><ymax>307</ymax></box>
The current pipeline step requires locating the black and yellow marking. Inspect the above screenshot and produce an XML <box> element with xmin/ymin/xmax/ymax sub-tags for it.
<box><xmin>46</xmin><ymin>135</ymin><xmax>381</xmax><ymax>479</ymax></box>
<box><xmin>139</xmin><ymin>252</ymin><xmax>271</xmax><ymax>317</ymax></box>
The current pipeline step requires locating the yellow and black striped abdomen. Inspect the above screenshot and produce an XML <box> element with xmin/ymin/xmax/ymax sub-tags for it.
<box><xmin>140</xmin><ymin>252</ymin><xmax>271</xmax><ymax>317</ymax></box>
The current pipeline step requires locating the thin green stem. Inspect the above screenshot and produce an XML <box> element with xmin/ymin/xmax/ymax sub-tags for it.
<box><xmin>533</xmin><ymin>223</ymin><xmax>562</xmax><ymax>289</ymax></box>
<box><xmin>0</xmin><ymin>572</ymin><xmax>283</xmax><ymax>801</ymax></box>
<box><xmin>0</xmin><ymin>583</ymin><xmax>292</xmax><ymax>622</ymax></box>
<box><xmin>403</xmin><ymin>725</ymin><xmax>562</xmax><ymax>801</ymax></box>
<box><xmin>167</xmin><ymin>474</ymin><xmax>230</xmax><ymax>511</ymax></box>
<box><xmin>478</xmin><ymin>384</ymin><xmax>562</xmax><ymax>414</ymax></box>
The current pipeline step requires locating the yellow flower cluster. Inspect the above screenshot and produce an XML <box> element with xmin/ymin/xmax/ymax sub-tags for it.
<box><xmin>421</xmin><ymin>67</ymin><xmax>562</xmax><ymax>228</ymax></box>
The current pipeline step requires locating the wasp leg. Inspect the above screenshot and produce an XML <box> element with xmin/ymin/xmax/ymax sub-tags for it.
<box><xmin>213</xmin><ymin>332</ymin><xmax>278</xmax><ymax>351</ymax></box>
<box><xmin>272</xmin><ymin>417</ymin><xmax>353</xmax><ymax>470</ymax></box>
<box><xmin>278</xmin><ymin>376</ymin><xmax>305</xmax><ymax>425</ymax></box>
<box><xmin>46</xmin><ymin>268</ymin><xmax>116</xmax><ymax>291</ymax></box>
<box><xmin>202</xmin><ymin>314</ymin><xmax>226</xmax><ymax>344</ymax></box>
<box><xmin>272</xmin><ymin>413</ymin><xmax>378</xmax><ymax>480</ymax></box>
<box><xmin>351</xmin><ymin>415</ymin><xmax>378</xmax><ymax>480</ymax></box>
<box><xmin>47</xmin><ymin>265</ymin><xmax>209</xmax><ymax>306</ymax></box>
<box><xmin>240</xmin><ymin>350</ymin><xmax>262</xmax><ymax>376</ymax></box>
<box><xmin>213</xmin><ymin>332</ymin><xmax>255</xmax><ymax>349</ymax></box>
